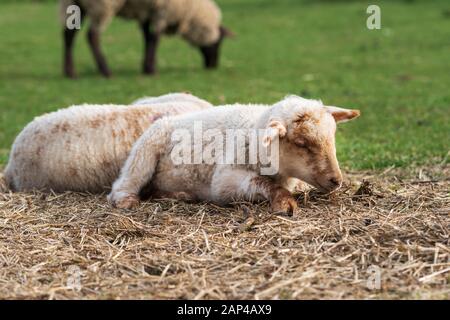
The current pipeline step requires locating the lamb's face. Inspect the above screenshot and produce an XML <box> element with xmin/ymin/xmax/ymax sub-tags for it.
<box><xmin>281</xmin><ymin>109</ymin><xmax>342</xmax><ymax>192</ymax></box>
<box><xmin>264</xmin><ymin>98</ymin><xmax>360</xmax><ymax>192</ymax></box>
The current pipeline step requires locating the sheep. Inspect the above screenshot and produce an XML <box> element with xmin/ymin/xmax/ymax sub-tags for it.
<box><xmin>60</xmin><ymin>0</ymin><xmax>233</xmax><ymax>78</ymax></box>
<box><xmin>131</xmin><ymin>92</ymin><xmax>212</xmax><ymax>109</ymax></box>
<box><xmin>108</xmin><ymin>95</ymin><xmax>360</xmax><ymax>214</ymax></box>
<box><xmin>4</xmin><ymin>93</ymin><xmax>212</xmax><ymax>193</ymax></box>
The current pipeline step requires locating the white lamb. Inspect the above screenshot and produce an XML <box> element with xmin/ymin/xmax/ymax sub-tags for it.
<box><xmin>131</xmin><ymin>92</ymin><xmax>211</xmax><ymax>108</ymax></box>
<box><xmin>108</xmin><ymin>95</ymin><xmax>360</xmax><ymax>214</ymax></box>
<box><xmin>4</xmin><ymin>93</ymin><xmax>212</xmax><ymax>193</ymax></box>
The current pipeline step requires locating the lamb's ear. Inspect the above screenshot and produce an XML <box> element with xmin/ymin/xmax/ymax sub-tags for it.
<box><xmin>262</xmin><ymin>120</ymin><xmax>287</xmax><ymax>147</ymax></box>
<box><xmin>325</xmin><ymin>106</ymin><xmax>361</xmax><ymax>123</ymax></box>
<box><xmin>220</xmin><ymin>25</ymin><xmax>235</xmax><ymax>38</ymax></box>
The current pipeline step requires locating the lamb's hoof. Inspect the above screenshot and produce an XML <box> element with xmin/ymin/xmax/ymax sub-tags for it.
<box><xmin>270</xmin><ymin>190</ymin><xmax>297</xmax><ymax>216</ymax></box>
<box><xmin>109</xmin><ymin>193</ymin><xmax>140</xmax><ymax>209</ymax></box>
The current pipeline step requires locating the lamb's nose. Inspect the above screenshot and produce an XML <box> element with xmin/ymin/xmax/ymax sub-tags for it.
<box><xmin>329</xmin><ymin>177</ymin><xmax>342</xmax><ymax>188</ymax></box>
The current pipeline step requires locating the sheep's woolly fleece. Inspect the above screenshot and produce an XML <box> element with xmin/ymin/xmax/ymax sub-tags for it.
<box><xmin>0</xmin><ymin>166</ymin><xmax>448</xmax><ymax>299</ymax></box>
<box><xmin>60</xmin><ymin>0</ymin><xmax>222</xmax><ymax>46</ymax></box>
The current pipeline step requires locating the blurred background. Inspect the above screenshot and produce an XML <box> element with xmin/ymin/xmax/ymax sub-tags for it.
<box><xmin>0</xmin><ymin>0</ymin><xmax>449</xmax><ymax>170</ymax></box>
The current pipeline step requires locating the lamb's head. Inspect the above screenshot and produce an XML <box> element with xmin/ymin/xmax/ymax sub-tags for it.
<box><xmin>199</xmin><ymin>26</ymin><xmax>234</xmax><ymax>69</ymax></box>
<box><xmin>263</xmin><ymin>96</ymin><xmax>360</xmax><ymax>192</ymax></box>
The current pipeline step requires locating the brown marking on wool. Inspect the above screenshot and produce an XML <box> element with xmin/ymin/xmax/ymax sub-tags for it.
<box><xmin>100</xmin><ymin>158</ymin><xmax>114</xmax><ymax>171</ymax></box>
<box><xmin>34</xmin><ymin>133</ymin><xmax>46</xmax><ymax>144</ymax></box>
<box><xmin>36</xmin><ymin>147</ymin><xmax>42</xmax><ymax>156</ymax></box>
<box><xmin>127</xmin><ymin>117</ymin><xmax>141</xmax><ymax>128</ymax></box>
<box><xmin>288</xmin><ymin>122</ymin><xmax>318</xmax><ymax>149</ymax></box>
<box><xmin>130</xmin><ymin>109</ymin><xmax>162</xmax><ymax>123</ymax></box>
<box><xmin>132</xmin><ymin>129</ymin><xmax>142</xmax><ymax>140</ymax></box>
<box><xmin>133</xmin><ymin>109</ymin><xmax>145</xmax><ymax>117</ymax></box>
<box><xmin>60</xmin><ymin>122</ymin><xmax>71</xmax><ymax>132</ymax></box>
<box><xmin>295</xmin><ymin>110</ymin><xmax>323</xmax><ymax>124</ymax></box>
<box><xmin>125</xmin><ymin>116</ymin><xmax>148</xmax><ymax>140</ymax></box>
<box><xmin>108</xmin><ymin>112</ymin><xmax>119</xmax><ymax>122</ymax></box>
<box><xmin>293</xmin><ymin>112</ymin><xmax>312</xmax><ymax>124</ymax></box>
<box><xmin>89</xmin><ymin>119</ymin><xmax>102</xmax><ymax>129</ymax></box>
<box><xmin>51</xmin><ymin>124</ymin><xmax>60</xmax><ymax>134</ymax></box>
<box><xmin>284</xmin><ymin>137</ymin><xmax>321</xmax><ymax>173</ymax></box>
<box><xmin>288</xmin><ymin>110</ymin><xmax>333</xmax><ymax>153</ymax></box>
<box><xmin>288</xmin><ymin>134</ymin><xmax>334</xmax><ymax>178</ymax></box>
<box><xmin>68</xmin><ymin>167</ymin><xmax>78</xmax><ymax>177</ymax></box>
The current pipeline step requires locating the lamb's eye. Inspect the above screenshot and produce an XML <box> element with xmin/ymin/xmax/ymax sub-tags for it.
<box><xmin>301</xmin><ymin>145</ymin><xmax>311</xmax><ymax>152</ymax></box>
<box><xmin>295</xmin><ymin>139</ymin><xmax>308</xmax><ymax>149</ymax></box>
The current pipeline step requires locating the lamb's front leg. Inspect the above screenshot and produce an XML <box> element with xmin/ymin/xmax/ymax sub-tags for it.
<box><xmin>108</xmin><ymin>122</ymin><xmax>168</xmax><ymax>209</ymax></box>
<box><xmin>210</xmin><ymin>168</ymin><xmax>298</xmax><ymax>215</ymax></box>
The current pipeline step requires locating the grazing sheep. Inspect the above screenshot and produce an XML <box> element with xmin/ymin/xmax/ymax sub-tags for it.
<box><xmin>108</xmin><ymin>96</ymin><xmax>360</xmax><ymax>214</ymax></box>
<box><xmin>60</xmin><ymin>0</ymin><xmax>233</xmax><ymax>78</ymax></box>
<box><xmin>4</xmin><ymin>93</ymin><xmax>212</xmax><ymax>193</ymax></box>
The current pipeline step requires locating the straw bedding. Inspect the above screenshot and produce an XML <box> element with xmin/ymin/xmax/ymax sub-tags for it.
<box><xmin>0</xmin><ymin>166</ymin><xmax>448</xmax><ymax>299</ymax></box>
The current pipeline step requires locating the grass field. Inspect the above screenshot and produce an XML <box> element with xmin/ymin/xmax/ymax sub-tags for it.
<box><xmin>0</xmin><ymin>0</ymin><xmax>449</xmax><ymax>169</ymax></box>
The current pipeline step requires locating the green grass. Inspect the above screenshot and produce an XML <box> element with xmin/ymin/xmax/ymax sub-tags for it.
<box><xmin>0</xmin><ymin>0</ymin><xmax>449</xmax><ymax>169</ymax></box>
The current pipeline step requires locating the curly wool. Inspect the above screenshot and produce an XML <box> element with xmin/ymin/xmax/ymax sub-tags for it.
<box><xmin>131</xmin><ymin>92</ymin><xmax>212</xmax><ymax>109</ymax></box>
<box><xmin>4</xmin><ymin>93</ymin><xmax>212</xmax><ymax>193</ymax></box>
<box><xmin>60</xmin><ymin>0</ymin><xmax>222</xmax><ymax>46</ymax></box>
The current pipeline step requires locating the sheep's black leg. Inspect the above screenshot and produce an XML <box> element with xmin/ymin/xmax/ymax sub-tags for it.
<box><xmin>63</xmin><ymin>7</ymin><xmax>85</xmax><ymax>78</ymax></box>
<box><xmin>87</xmin><ymin>27</ymin><xmax>112</xmax><ymax>77</ymax></box>
<box><xmin>141</xmin><ymin>20</ymin><xmax>159</xmax><ymax>75</ymax></box>
<box><xmin>199</xmin><ymin>40</ymin><xmax>221</xmax><ymax>69</ymax></box>
<box><xmin>63</xmin><ymin>28</ymin><xmax>79</xmax><ymax>78</ymax></box>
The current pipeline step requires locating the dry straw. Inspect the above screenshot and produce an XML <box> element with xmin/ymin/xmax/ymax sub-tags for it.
<box><xmin>0</xmin><ymin>167</ymin><xmax>448</xmax><ymax>299</ymax></box>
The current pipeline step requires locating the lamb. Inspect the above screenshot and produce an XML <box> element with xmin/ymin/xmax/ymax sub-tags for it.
<box><xmin>131</xmin><ymin>92</ymin><xmax>212</xmax><ymax>108</ymax></box>
<box><xmin>4</xmin><ymin>93</ymin><xmax>212</xmax><ymax>193</ymax></box>
<box><xmin>108</xmin><ymin>95</ymin><xmax>360</xmax><ymax>214</ymax></box>
<box><xmin>60</xmin><ymin>0</ymin><xmax>233</xmax><ymax>78</ymax></box>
